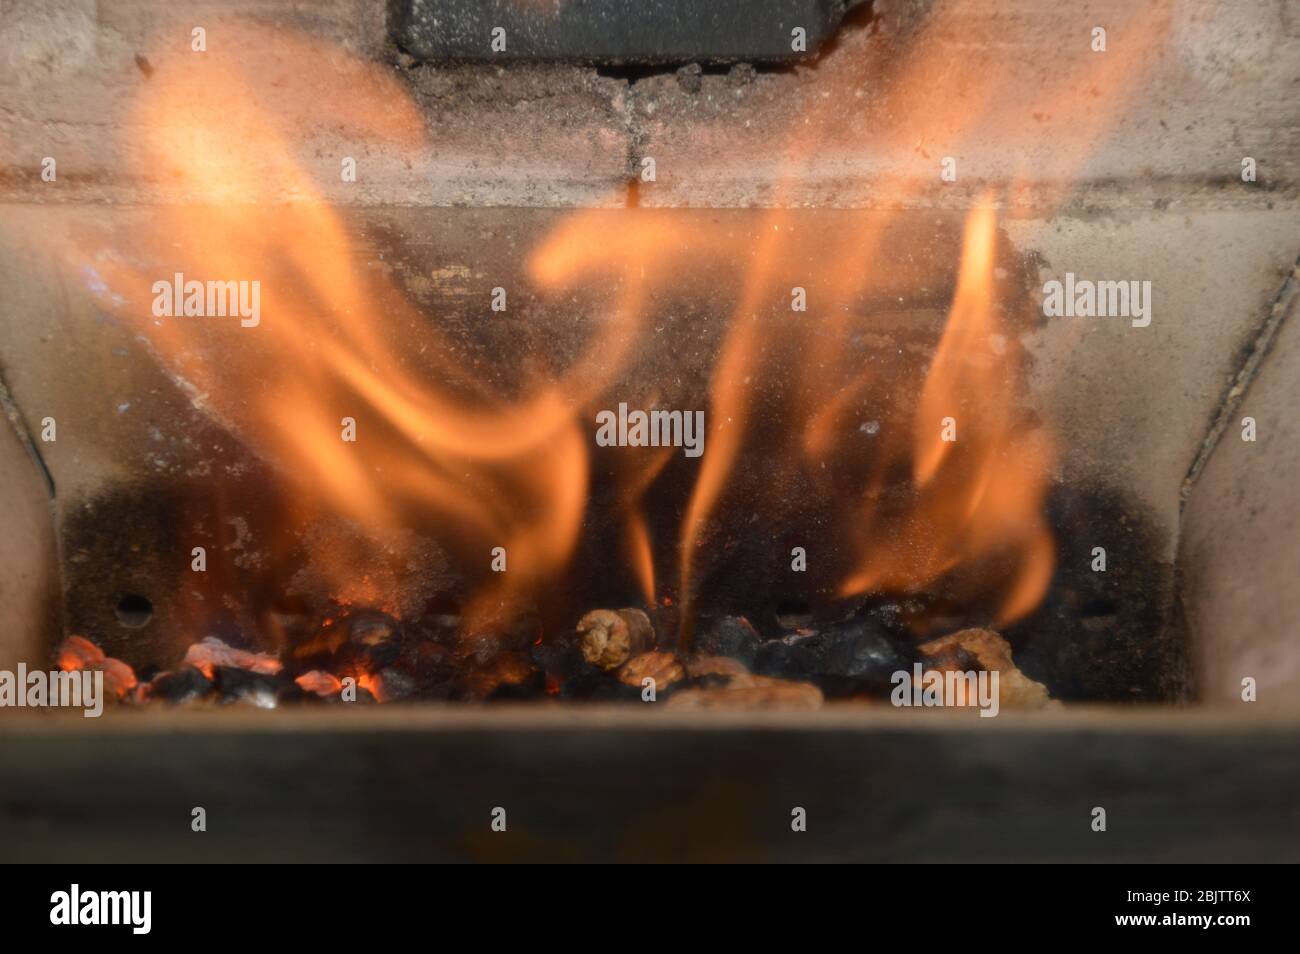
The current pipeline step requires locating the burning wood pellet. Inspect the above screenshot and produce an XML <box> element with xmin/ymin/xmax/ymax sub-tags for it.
<box><xmin>681</xmin><ymin>657</ymin><xmax>754</xmax><ymax>686</ymax></box>
<box><xmin>918</xmin><ymin>628</ymin><xmax>1059</xmax><ymax>711</ymax></box>
<box><xmin>667</xmin><ymin>676</ymin><xmax>825</xmax><ymax>710</ymax></box>
<box><xmin>694</xmin><ymin>616</ymin><xmax>761</xmax><ymax>667</ymax></box>
<box><xmin>617</xmin><ymin>651</ymin><xmax>686</xmax><ymax>691</ymax></box>
<box><xmin>575</xmin><ymin>608</ymin><xmax>654</xmax><ymax>670</ymax></box>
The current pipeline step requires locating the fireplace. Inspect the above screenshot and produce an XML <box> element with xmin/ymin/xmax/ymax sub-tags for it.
<box><xmin>0</xmin><ymin>0</ymin><xmax>1297</xmax><ymax>862</ymax></box>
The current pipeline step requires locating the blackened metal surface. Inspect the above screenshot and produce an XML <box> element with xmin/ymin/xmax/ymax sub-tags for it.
<box><xmin>391</xmin><ymin>0</ymin><xmax>859</xmax><ymax>64</ymax></box>
<box><xmin>1005</xmin><ymin>486</ymin><xmax>1188</xmax><ymax>704</ymax></box>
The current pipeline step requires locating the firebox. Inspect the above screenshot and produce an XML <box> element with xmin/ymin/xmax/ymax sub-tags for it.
<box><xmin>0</xmin><ymin>0</ymin><xmax>1297</xmax><ymax>863</ymax></box>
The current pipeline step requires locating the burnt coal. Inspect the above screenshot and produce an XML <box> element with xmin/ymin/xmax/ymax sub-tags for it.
<box><xmin>694</xmin><ymin>616</ymin><xmax>761</xmax><ymax>667</ymax></box>
<box><xmin>375</xmin><ymin>667</ymin><xmax>419</xmax><ymax>702</ymax></box>
<box><xmin>646</xmin><ymin>603</ymin><xmax>681</xmax><ymax>651</ymax></box>
<box><xmin>298</xmin><ymin>609</ymin><xmax>406</xmax><ymax>673</ymax></box>
<box><xmin>459</xmin><ymin>613</ymin><xmax>544</xmax><ymax>665</ymax></box>
<box><xmin>618</xmin><ymin>651</ymin><xmax>687</xmax><ymax>692</ymax></box>
<box><xmin>146</xmin><ymin>666</ymin><xmax>214</xmax><ymax>704</ymax></box>
<box><xmin>458</xmin><ymin>650</ymin><xmax>543</xmax><ymax>701</ymax></box>
<box><xmin>212</xmin><ymin>666</ymin><xmax>303</xmax><ymax>708</ymax></box>
<box><xmin>394</xmin><ymin>639</ymin><xmax>458</xmax><ymax>695</ymax></box>
<box><xmin>531</xmin><ymin>639</ymin><xmax>604</xmax><ymax>698</ymax></box>
<box><xmin>285</xmin><ymin>608</ymin><xmax>454</xmax><ymax>698</ymax></box>
<box><xmin>684</xmin><ymin>654</ymin><xmax>751</xmax><ymax>687</ymax></box>
<box><xmin>755</xmin><ymin>604</ymin><xmax>918</xmax><ymax>697</ymax></box>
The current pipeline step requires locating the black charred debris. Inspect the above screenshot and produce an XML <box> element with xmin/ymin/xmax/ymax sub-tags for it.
<box><xmin>121</xmin><ymin>599</ymin><xmax>939</xmax><ymax>708</ymax></box>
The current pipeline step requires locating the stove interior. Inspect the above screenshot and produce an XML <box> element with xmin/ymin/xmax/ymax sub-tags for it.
<box><xmin>1</xmin><ymin>0</ymin><xmax>1296</xmax><ymax>715</ymax></box>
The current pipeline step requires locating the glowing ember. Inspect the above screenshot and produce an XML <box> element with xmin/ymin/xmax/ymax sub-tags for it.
<box><xmin>184</xmin><ymin>636</ymin><xmax>283</xmax><ymax>681</ymax></box>
<box><xmin>295</xmin><ymin>671</ymin><xmax>343</xmax><ymax>696</ymax></box>
<box><xmin>56</xmin><ymin>636</ymin><xmax>138</xmax><ymax>700</ymax></box>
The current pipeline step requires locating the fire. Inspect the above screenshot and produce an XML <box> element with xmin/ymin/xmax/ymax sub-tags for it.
<box><xmin>838</xmin><ymin>202</ymin><xmax>1056</xmax><ymax>624</ymax></box>
<box><xmin>44</xmin><ymin>1</ymin><xmax>1172</xmax><ymax>661</ymax></box>
<box><xmin>355</xmin><ymin>672</ymin><xmax>386</xmax><ymax>703</ymax></box>
<box><xmin>614</xmin><ymin>446</ymin><xmax>674</xmax><ymax>606</ymax></box>
<box><xmin>66</xmin><ymin>24</ymin><xmax>603</xmax><ymax>631</ymax></box>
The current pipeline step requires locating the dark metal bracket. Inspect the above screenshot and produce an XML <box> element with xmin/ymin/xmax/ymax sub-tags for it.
<box><xmin>390</xmin><ymin>0</ymin><xmax>866</xmax><ymax>65</ymax></box>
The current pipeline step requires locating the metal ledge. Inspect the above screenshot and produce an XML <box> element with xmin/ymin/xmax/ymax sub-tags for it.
<box><xmin>2</xmin><ymin>705</ymin><xmax>1296</xmax><ymax>862</ymax></box>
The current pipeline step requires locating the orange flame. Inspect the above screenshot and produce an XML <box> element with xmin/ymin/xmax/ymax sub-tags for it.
<box><xmin>838</xmin><ymin>202</ymin><xmax>1056</xmax><ymax>624</ymax></box>
<box><xmin>67</xmin><ymin>24</ymin><xmax>612</xmax><ymax>630</ymax></box>
<box><xmin>618</xmin><ymin>446</ymin><xmax>674</xmax><ymax>606</ymax></box>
